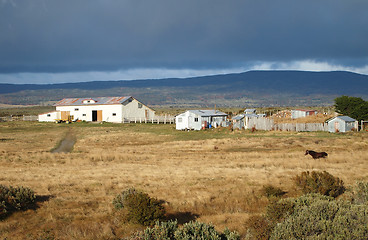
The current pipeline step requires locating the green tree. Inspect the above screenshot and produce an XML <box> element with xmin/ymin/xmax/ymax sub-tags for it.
<box><xmin>334</xmin><ymin>95</ymin><xmax>368</xmax><ymax>121</ymax></box>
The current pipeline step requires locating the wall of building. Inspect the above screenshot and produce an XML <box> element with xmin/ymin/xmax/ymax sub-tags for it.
<box><xmin>176</xmin><ymin>111</ymin><xmax>227</xmax><ymax>130</ymax></box>
<box><xmin>56</xmin><ymin>105</ymin><xmax>123</xmax><ymax>123</ymax></box>
<box><xmin>39</xmin><ymin>111</ymin><xmax>60</xmax><ymax>122</ymax></box>
<box><xmin>328</xmin><ymin>118</ymin><xmax>357</xmax><ymax>132</ymax></box>
<box><xmin>121</xmin><ymin>99</ymin><xmax>155</xmax><ymax>120</ymax></box>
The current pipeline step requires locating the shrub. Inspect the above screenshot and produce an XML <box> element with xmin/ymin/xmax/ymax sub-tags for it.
<box><xmin>112</xmin><ymin>187</ymin><xmax>138</xmax><ymax>209</ymax></box>
<box><xmin>266</xmin><ymin>199</ymin><xmax>295</xmax><ymax>223</ymax></box>
<box><xmin>174</xmin><ymin>221</ymin><xmax>240</xmax><ymax>240</ymax></box>
<box><xmin>133</xmin><ymin>220</ymin><xmax>178</xmax><ymax>240</ymax></box>
<box><xmin>246</xmin><ymin>194</ymin><xmax>332</xmax><ymax>240</ymax></box>
<box><xmin>129</xmin><ymin>220</ymin><xmax>240</xmax><ymax>240</ymax></box>
<box><xmin>113</xmin><ymin>188</ymin><xmax>165</xmax><ymax>226</ymax></box>
<box><xmin>245</xmin><ymin>215</ymin><xmax>272</xmax><ymax>240</ymax></box>
<box><xmin>349</xmin><ymin>181</ymin><xmax>368</xmax><ymax>205</ymax></box>
<box><xmin>262</xmin><ymin>185</ymin><xmax>286</xmax><ymax>199</ymax></box>
<box><xmin>294</xmin><ymin>171</ymin><xmax>345</xmax><ymax>198</ymax></box>
<box><xmin>270</xmin><ymin>195</ymin><xmax>368</xmax><ymax>239</ymax></box>
<box><xmin>0</xmin><ymin>184</ymin><xmax>36</xmax><ymax>219</ymax></box>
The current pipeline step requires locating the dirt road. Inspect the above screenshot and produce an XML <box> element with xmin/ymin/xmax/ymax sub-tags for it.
<box><xmin>51</xmin><ymin>130</ymin><xmax>76</xmax><ymax>153</ymax></box>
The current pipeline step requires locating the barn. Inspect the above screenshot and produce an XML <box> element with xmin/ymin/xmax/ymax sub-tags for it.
<box><xmin>38</xmin><ymin>96</ymin><xmax>155</xmax><ymax>123</ymax></box>
<box><xmin>291</xmin><ymin>109</ymin><xmax>317</xmax><ymax>119</ymax></box>
<box><xmin>327</xmin><ymin>116</ymin><xmax>358</xmax><ymax>133</ymax></box>
<box><xmin>176</xmin><ymin>110</ymin><xmax>228</xmax><ymax>130</ymax></box>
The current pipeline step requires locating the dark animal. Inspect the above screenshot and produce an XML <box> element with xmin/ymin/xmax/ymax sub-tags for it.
<box><xmin>305</xmin><ymin>150</ymin><xmax>328</xmax><ymax>159</ymax></box>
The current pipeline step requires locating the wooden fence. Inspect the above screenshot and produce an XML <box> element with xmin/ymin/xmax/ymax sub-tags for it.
<box><xmin>248</xmin><ymin>117</ymin><xmax>328</xmax><ymax>132</ymax></box>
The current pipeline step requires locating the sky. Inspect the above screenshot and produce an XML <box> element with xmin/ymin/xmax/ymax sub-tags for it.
<box><xmin>0</xmin><ymin>0</ymin><xmax>368</xmax><ymax>84</ymax></box>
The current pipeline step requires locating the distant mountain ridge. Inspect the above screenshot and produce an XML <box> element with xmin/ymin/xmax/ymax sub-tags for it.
<box><xmin>1</xmin><ymin>70</ymin><xmax>367</xmax><ymax>107</ymax></box>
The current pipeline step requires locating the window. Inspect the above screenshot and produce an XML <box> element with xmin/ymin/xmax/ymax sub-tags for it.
<box><xmin>47</xmin><ymin>114</ymin><xmax>51</xmax><ymax>117</ymax></box>
<box><xmin>75</xmin><ymin>108</ymin><xmax>79</xmax><ymax>111</ymax></box>
<box><xmin>112</xmin><ymin>113</ymin><xmax>117</xmax><ymax>116</ymax></box>
<box><xmin>82</xmin><ymin>114</ymin><xmax>86</xmax><ymax>117</ymax></box>
<box><xmin>138</xmin><ymin>103</ymin><xmax>143</xmax><ymax>108</ymax></box>
<box><xmin>194</xmin><ymin>118</ymin><xmax>199</xmax><ymax>122</ymax></box>
<box><xmin>178</xmin><ymin>117</ymin><xmax>182</xmax><ymax>122</ymax></box>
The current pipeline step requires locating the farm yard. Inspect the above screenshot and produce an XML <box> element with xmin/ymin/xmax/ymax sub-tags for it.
<box><xmin>0</xmin><ymin>121</ymin><xmax>367</xmax><ymax>239</ymax></box>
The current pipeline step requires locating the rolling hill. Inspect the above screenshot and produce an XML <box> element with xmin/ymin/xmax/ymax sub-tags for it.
<box><xmin>0</xmin><ymin>70</ymin><xmax>367</xmax><ymax>107</ymax></box>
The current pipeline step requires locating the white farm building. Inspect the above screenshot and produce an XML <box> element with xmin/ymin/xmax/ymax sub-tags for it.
<box><xmin>327</xmin><ymin>116</ymin><xmax>358</xmax><ymax>133</ymax></box>
<box><xmin>38</xmin><ymin>96</ymin><xmax>155</xmax><ymax>123</ymax></box>
<box><xmin>176</xmin><ymin>110</ymin><xmax>228</xmax><ymax>130</ymax></box>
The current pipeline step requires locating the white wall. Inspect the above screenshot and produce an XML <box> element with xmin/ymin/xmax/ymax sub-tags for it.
<box><xmin>176</xmin><ymin>112</ymin><xmax>189</xmax><ymax>130</ymax></box>
<box><xmin>54</xmin><ymin>99</ymin><xmax>155</xmax><ymax>123</ymax></box>
<box><xmin>176</xmin><ymin>111</ymin><xmax>227</xmax><ymax>130</ymax></box>
<box><xmin>328</xmin><ymin>118</ymin><xmax>357</xmax><ymax>132</ymax></box>
<box><xmin>56</xmin><ymin>104</ymin><xmax>123</xmax><ymax>123</ymax></box>
<box><xmin>176</xmin><ymin>111</ymin><xmax>202</xmax><ymax>130</ymax></box>
<box><xmin>121</xmin><ymin>99</ymin><xmax>155</xmax><ymax>120</ymax></box>
<box><xmin>38</xmin><ymin>111</ymin><xmax>60</xmax><ymax>122</ymax></box>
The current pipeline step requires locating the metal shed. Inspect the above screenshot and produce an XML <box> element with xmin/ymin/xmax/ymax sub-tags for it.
<box><xmin>291</xmin><ymin>109</ymin><xmax>317</xmax><ymax>119</ymax></box>
<box><xmin>327</xmin><ymin>116</ymin><xmax>358</xmax><ymax>133</ymax></box>
<box><xmin>176</xmin><ymin>110</ymin><xmax>228</xmax><ymax>130</ymax></box>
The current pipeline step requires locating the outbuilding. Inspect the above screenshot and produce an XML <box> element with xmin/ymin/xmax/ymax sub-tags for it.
<box><xmin>291</xmin><ymin>109</ymin><xmax>317</xmax><ymax>119</ymax></box>
<box><xmin>176</xmin><ymin>110</ymin><xmax>228</xmax><ymax>130</ymax></box>
<box><xmin>327</xmin><ymin>116</ymin><xmax>358</xmax><ymax>133</ymax></box>
<box><xmin>232</xmin><ymin>109</ymin><xmax>265</xmax><ymax>130</ymax></box>
<box><xmin>39</xmin><ymin>96</ymin><xmax>155</xmax><ymax>123</ymax></box>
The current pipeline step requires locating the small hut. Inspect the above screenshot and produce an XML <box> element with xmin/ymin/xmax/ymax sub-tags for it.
<box><xmin>327</xmin><ymin>116</ymin><xmax>358</xmax><ymax>133</ymax></box>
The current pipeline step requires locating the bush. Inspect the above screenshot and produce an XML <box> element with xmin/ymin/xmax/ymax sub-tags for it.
<box><xmin>113</xmin><ymin>188</ymin><xmax>165</xmax><ymax>226</ymax></box>
<box><xmin>133</xmin><ymin>220</ymin><xmax>178</xmax><ymax>240</ymax></box>
<box><xmin>266</xmin><ymin>199</ymin><xmax>295</xmax><ymax>223</ymax></box>
<box><xmin>174</xmin><ymin>221</ymin><xmax>221</xmax><ymax>239</ymax></box>
<box><xmin>262</xmin><ymin>185</ymin><xmax>286</xmax><ymax>199</ymax></box>
<box><xmin>112</xmin><ymin>188</ymin><xmax>138</xmax><ymax>209</ymax></box>
<box><xmin>294</xmin><ymin>171</ymin><xmax>345</xmax><ymax>198</ymax></box>
<box><xmin>0</xmin><ymin>184</ymin><xmax>36</xmax><ymax>219</ymax></box>
<box><xmin>130</xmin><ymin>220</ymin><xmax>240</xmax><ymax>240</ymax></box>
<box><xmin>270</xmin><ymin>195</ymin><xmax>368</xmax><ymax>239</ymax></box>
<box><xmin>349</xmin><ymin>181</ymin><xmax>368</xmax><ymax>205</ymax></box>
<box><xmin>245</xmin><ymin>215</ymin><xmax>272</xmax><ymax>240</ymax></box>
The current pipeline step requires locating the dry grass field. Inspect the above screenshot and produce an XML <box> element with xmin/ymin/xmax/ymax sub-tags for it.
<box><xmin>0</xmin><ymin>121</ymin><xmax>367</xmax><ymax>239</ymax></box>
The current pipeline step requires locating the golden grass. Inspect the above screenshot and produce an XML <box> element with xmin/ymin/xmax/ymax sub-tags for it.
<box><xmin>0</xmin><ymin>122</ymin><xmax>367</xmax><ymax>239</ymax></box>
<box><xmin>272</xmin><ymin>113</ymin><xmax>335</xmax><ymax>123</ymax></box>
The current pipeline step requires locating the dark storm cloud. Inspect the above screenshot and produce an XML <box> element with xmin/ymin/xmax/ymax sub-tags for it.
<box><xmin>0</xmin><ymin>0</ymin><xmax>367</xmax><ymax>73</ymax></box>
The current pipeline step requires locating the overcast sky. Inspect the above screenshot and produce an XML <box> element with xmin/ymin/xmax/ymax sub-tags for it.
<box><xmin>1</xmin><ymin>0</ymin><xmax>368</xmax><ymax>84</ymax></box>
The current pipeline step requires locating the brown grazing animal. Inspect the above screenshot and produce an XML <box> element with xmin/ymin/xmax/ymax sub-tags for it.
<box><xmin>305</xmin><ymin>150</ymin><xmax>328</xmax><ymax>159</ymax></box>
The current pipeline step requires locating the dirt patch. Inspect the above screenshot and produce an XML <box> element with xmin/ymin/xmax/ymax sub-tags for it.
<box><xmin>51</xmin><ymin>130</ymin><xmax>77</xmax><ymax>153</ymax></box>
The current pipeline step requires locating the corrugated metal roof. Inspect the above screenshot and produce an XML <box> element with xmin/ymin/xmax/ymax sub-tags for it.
<box><xmin>54</xmin><ymin>96</ymin><xmax>132</xmax><ymax>106</ymax></box>
<box><xmin>188</xmin><ymin>110</ymin><xmax>228</xmax><ymax>117</ymax></box>
<box><xmin>232</xmin><ymin>114</ymin><xmax>245</xmax><ymax>120</ymax></box>
<box><xmin>292</xmin><ymin>109</ymin><xmax>317</xmax><ymax>112</ymax></box>
<box><xmin>335</xmin><ymin>116</ymin><xmax>357</xmax><ymax>122</ymax></box>
<box><xmin>244</xmin><ymin>109</ymin><xmax>256</xmax><ymax>113</ymax></box>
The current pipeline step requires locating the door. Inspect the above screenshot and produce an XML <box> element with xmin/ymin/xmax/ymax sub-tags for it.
<box><xmin>92</xmin><ymin>110</ymin><xmax>98</xmax><ymax>121</ymax></box>
<box><xmin>97</xmin><ymin>110</ymin><xmax>102</xmax><ymax>121</ymax></box>
<box><xmin>61</xmin><ymin>111</ymin><xmax>70</xmax><ymax>120</ymax></box>
<box><xmin>145</xmin><ymin>109</ymin><xmax>149</xmax><ymax>119</ymax></box>
<box><xmin>92</xmin><ymin>110</ymin><xmax>103</xmax><ymax>122</ymax></box>
<box><xmin>334</xmin><ymin>121</ymin><xmax>339</xmax><ymax>132</ymax></box>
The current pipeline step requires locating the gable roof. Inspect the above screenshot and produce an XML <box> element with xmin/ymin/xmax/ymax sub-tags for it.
<box><xmin>328</xmin><ymin>116</ymin><xmax>357</xmax><ymax>122</ymax></box>
<box><xmin>188</xmin><ymin>110</ymin><xmax>228</xmax><ymax>117</ymax></box>
<box><xmin>54</xmin><ymin>96</ymin><xmax>132</xmax><ymax>106</ymax></box>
